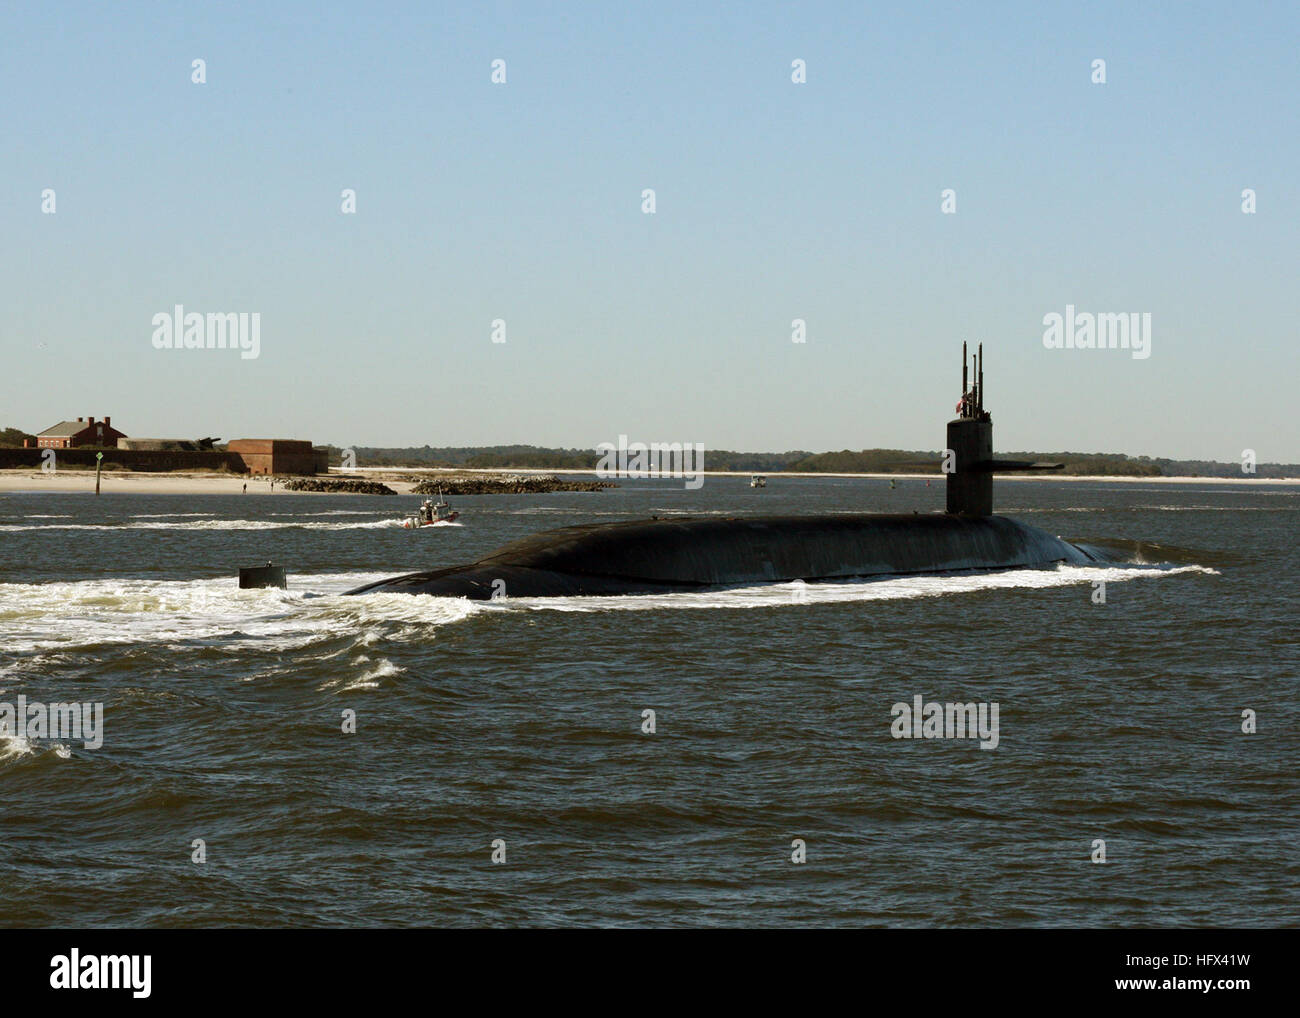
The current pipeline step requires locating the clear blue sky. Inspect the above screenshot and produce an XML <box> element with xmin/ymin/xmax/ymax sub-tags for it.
<box><xmin>3</xmin><ymin>1</ymin><xmax>1297</xmax><ymax>460</ymax></box>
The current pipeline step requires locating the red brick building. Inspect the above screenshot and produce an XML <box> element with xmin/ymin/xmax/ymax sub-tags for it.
<box><xmin>34</xmin><ymin>416</ymin><xmax>127</xmax><ymax>449</ymax></box>
<box><xmin>226</xmin><ymin>439</ymin><xmax>319</xmax><ymax>475</ymax></box>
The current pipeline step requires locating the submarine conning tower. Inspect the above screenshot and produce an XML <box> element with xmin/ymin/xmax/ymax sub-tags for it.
<box><xmin>946</xmin><ymin>343</ymin><xmax>1062</xmax><ymax>517</ymax></box>
<box><xmin>947</xmin><ymin>341</ymin><xmax>993</xmax><ymax>516</ymax></box>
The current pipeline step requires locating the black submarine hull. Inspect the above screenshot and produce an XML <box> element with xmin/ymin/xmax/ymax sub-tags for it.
<box><xmin>345</xmin><ymin>513</ymin><xmax>1101</xmax><ymax>599</ymax></box>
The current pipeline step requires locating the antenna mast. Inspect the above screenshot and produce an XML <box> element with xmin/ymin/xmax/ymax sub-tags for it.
<box><xmin>962</xmin><ymin>341</ymin><xmax>968</xmax><ymax>415</ymax></box>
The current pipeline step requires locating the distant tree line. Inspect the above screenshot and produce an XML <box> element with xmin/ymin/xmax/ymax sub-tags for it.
<box><xmin>314</xmin><ymin>443</ymin><xmax>1299</xmax><ymax>478</ymax></box>
<box><xmin>330</xmin><ymin>445</ymin><xmax>603</xmax><ymax>469</ymax></box>
<box><xmin>5</xmin><ymin>424</ymin><xmax>1292</xmax><ymax>477</ymax></box>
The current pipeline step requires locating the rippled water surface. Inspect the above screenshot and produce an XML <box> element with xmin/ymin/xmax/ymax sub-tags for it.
<box><xmin>1</xmin><ymin>477</ymin><xmax>1296</xmax><ymax>926</ymax></box>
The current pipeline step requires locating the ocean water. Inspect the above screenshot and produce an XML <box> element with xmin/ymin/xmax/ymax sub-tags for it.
<box><xmin>0</xmin><ymin>477</ymin><xmax>1296</xmax><ymax>927</ymax></box>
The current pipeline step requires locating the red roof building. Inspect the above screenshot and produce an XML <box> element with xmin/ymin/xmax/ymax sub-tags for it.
<box><xmin>35</xmin><ymin>416</ymin><xmax>127</xmax><ymax>449</ymax></box>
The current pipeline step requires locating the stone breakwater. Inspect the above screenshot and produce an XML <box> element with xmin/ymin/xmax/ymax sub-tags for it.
<box><xmin>274</xmin><ymin>474</ymin><xmax>613</xmax><ymax>496</ymax></box>
<box><xmin>281</xmin><ymin>478</ymin><xmax>397</xmax><ymax>495</ymax></box>
<box><xmin>410</xmin><ymin>475</ymin><xmax>615</xmax><ymax>495</ymax></box>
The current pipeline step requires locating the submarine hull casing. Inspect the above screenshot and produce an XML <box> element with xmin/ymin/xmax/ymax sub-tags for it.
<box><xmin>345</xmin><ymin>513</ymin><xmax>1097</xmax><ymax>599</ymax></box>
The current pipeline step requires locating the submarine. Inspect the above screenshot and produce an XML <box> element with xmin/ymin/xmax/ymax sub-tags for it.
<box><xmin>346</xmin><ymin>345</ymin><xmax>1107</xmax><ymax>600</ymax></box>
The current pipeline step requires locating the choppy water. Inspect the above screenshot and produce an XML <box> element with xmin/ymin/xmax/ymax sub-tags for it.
<box><xmin>1</xmin><ymin>477</ymin><xmax>1296</xmax><ymax>927</ymax></box>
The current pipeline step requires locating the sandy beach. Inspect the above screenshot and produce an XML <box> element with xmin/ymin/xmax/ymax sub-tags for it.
<box><xmin>354</xmin><ymin>466</ymin><xmax>1300</xmax><ymax>485</ymax></box>
<box><xmin>0</xmin><ymin>466</ymin><xmax>1295</xmax><ymax>495</ymax></box>
<box><xmin>0</xmin><ymin>470</ymin><xmax>304</xmax><ymax>495</ymax></box>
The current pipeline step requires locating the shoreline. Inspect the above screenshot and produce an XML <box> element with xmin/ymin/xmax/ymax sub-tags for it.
<box><xmin>348</xmin><ymin>466</ymin><xmax>1300</xmax><ymax>485</ymax></box>
<box><xmin>0</xmin><ymin>466</ymin><xmax>1295</xmax><ymax>495</ymax></box>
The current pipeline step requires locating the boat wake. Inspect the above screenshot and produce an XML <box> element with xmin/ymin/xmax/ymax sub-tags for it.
<box><xmin>0</xmin><ymin>518</ymin><xmax>405</xmax><ymax>532</ymax></box>
<box><xmin>482</xmin><ymin>562</ymin><xmax>1217</xmax><ymax>613</ymax></box>
<box><xmin>0</xmin><ymin>560</ymin><xmax>1217</xmax><ymax>662</ymax></box>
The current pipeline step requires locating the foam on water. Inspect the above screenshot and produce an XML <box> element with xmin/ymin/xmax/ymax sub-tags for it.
<box><xmin>1132</xmin><ymin>505</ymin><xmax>1299</xmax><ymax>512</ymax></box>
<box><xmin>0</xmin><ymin>573</ymin><xmax>475</xmax><ymax>657</ymax></box>
<box><xmin>323</xmin><ymin>658</ymin><xmax>406</xmax><ymax>692</ymax></box>
<box><xmin>268</xmin><ymin>510</ymin><xmax>390</xmax><ymax>516</ymax></box>
<box><xmin>0</xmin><ymin>732</ymin><xmax>35</xmax><ymax>760</ymax></box>
<box><xmin>0</xmin><ymin>518</ymin><xmax>408</xmax><ymax>531</ymax></box>
<box><xmin>488</xmin><ymin>562</ymin><xmax>1217</xmax><ymax>613</ymax></box>
<box><xmin>1007</xmin><ymin>505</ymin><xmax>1298</xmax><ymax>513</ymax></box>
<box><xmin>0</xmin><ymin>561</ymin><xmax>1216</xmax><ymax>659</ymax></box>
<box><xmin>127</xmin><ymin>512</ymin><xmax>220</xmax><ymax>518</ymax></box>
<box><xmin>0</xmin><ymin>732</ymin><xmax>71</xmax><ymax>763</ymax></box>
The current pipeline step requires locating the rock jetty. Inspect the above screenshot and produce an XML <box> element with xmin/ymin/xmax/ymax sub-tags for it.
<box><xmin>410</xmin><ymin>474</ymin><xmax>614</xmax><ymax>495</ymax></box>
<box><xmin>281</xmin><ymin>478</ymin><xmax>397</xmax><ymax>495</ymax></box>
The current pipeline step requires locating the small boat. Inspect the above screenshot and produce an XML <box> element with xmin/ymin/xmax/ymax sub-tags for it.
<box><xmin>402</xmin><ymin>493</ymin><xmax>460</xmax><ymax>528</ymax></box>
<box><xmin>750</xmin><ymin>474</ymin><xmax>767</xmax><ymax>488</ymax></box>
